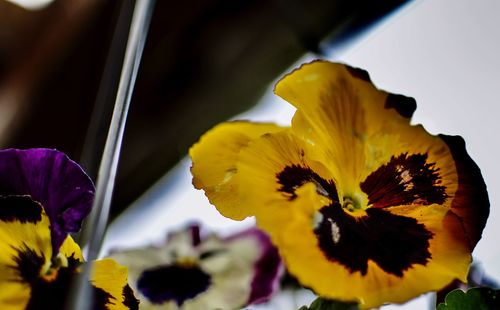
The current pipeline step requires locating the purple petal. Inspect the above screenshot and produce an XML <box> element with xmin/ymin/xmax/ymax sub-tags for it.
<box><xmin>0</xmin><ymin>148</ymin><xmax>95</xmax><ymax>250</ymax></box>
<box><xmin>226</xmin><ymin>228</ymin><xmax>283</xmax><ymax>304</ymax></box>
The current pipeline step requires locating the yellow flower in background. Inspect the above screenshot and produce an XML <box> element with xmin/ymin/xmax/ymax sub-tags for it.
<box><xmin>190</xmin><ymin>61</ymin><xmax>489</xmax><ymax>308</ymax></box>
<box><xmin>0</xmin><ymin>196</ymin><xmax>138</xmax><ymax>309</ymax></box>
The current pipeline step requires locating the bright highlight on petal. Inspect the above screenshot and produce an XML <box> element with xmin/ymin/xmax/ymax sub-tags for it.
<box><xmin>109</xmin><ymin>225</ymin><xmax>282</xmax><ymax>309</ymax></box>
<box><xmin>190</xmin><ymin>61</ymin><xmax>489</xmax><ymax>308</ymax></box>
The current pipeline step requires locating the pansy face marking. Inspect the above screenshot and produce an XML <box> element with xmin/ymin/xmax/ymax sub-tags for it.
<box><xmin>0</xmin><ymin>195</ymin><xmax>138</xmax><ymax>310</ymax></box>
<box><xmin>275</xmin><ymin>153</ymin><xmax>437</xmax><ymax>277</ymax></box>
<box><xmin>109</xmin><ymin>226</ymin><xmax>282</xmax><ymax>309</ymax></box>
<box><xmin>190</xmin><ymin>61</ymin><xmax>489</xmax><ymax>308</ymax></box>
<box><xmin>314</xmin><ymin>204</ymin><xmax>434</xmax><ymax>277</ymax></box>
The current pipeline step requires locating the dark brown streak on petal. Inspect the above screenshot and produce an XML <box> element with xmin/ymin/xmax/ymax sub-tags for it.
<box><xmin>123</xmin><ymin>284</ymin><xmax>140</xmax><ymax>310</ymax></box>
<box><xmin>10</xmin><ymin>244</ymin><xmax>45</xmax><ymax>283</ymax></box>
<box><xmin>0</xmin><ymin>195</ymin><xmax>43</xmax><ymax>223</ymax></box>
<box><xmin>314</xmin><ymin>204</ymin><xmax>433</xmax><ymax>276</ymax></box>
<box><xmin>385</xmin><ymin>93</ymin><xmax>417</xmax><ymax>118</ymax></box>
<box><xmin>345</xmin><ymin>65</ymin><xmax>371</xmax><ymax>82</ymax></box>
<box><xmin>360</xmin><ymin>153</ymin><xmax>448</xmax><ymax>209</ymax></box>
<box><xmin>276</xmin><ymin>164</ymin><xmax>338</xmax><ymax>201</ymax></box>
<box><xmin>439</xmin><ymin>135</ymin><xmax>489</xmax><ymax>249</ymax></box>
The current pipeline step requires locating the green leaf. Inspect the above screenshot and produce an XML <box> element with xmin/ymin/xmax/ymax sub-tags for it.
<box><xmin>299</xmin><ymin>297</ymin><xmax>359</xmax><ymax>310</ymax></box>
<box><xmin>437</xmin><ymin>287</ymin><xmax>500</xmax><ymax>310</ymax></box>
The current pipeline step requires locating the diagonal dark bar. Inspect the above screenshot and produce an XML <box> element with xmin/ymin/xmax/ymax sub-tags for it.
<box><xmin>66</xmin><ymin>0</ymin><xmax>156</xmax><ymax>309</ymax></box>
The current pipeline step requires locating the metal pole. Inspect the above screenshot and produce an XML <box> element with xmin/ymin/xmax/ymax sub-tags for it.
<box><xmin>67</xmin><ymin>0</ymin><xmax>155</xmax><ymax>308</ymax></box>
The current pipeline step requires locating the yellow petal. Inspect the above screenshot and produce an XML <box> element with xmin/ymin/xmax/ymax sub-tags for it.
<box><xmin>237</xmin><ymin>130</ymin><xmax>334</xmax><ymax>221</ymax></box>
<box><xmin>91</xmin><ymin>258</ymin><xmax>138</xmax><ymax>310</ymax></box>
<box><xmin>0</xmin><ymin>282</ymin><xmax>30</xmax><ymax>310</ymax></box>
<box><xmin>271</xmin><ymin>191</ymin><xmax>470</xmax><ymax>309</ymax></box>
<box><xmin>191</xmin><ymin>60</ymin><xmax>489</xmax><ymax>308</ymax></box>
<box><xmin>0</xmin><ymin>197</ymin><xmax>52</xmax><ymax>309</ymax></box>
<box><xmin>190</xmin><ymin>121</ymin><xmax>284</xmax><ymax>220</ymax></box>
<box><xmin>276</xmin><ymin>62</ymin><xmax>455</xmax><ymax>199</ymax></box>
<box><xmin>58</xmin><ymin>235</ymin><xmax>84</xmax><ymax>263</ymax></box>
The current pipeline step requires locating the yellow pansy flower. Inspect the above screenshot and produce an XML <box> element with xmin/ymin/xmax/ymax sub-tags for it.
<box><xmin>190</xmin><ymin>61</ymin><xmax>489</xmax><ymax>308</ymax></box>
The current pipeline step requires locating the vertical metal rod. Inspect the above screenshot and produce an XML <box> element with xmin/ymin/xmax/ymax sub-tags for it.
<box><xmin>67</xmin><ymin>0</ymin><xmax>155</xmax><ymax>309</ymax></box>
<box><xmin>80</xmin><ymin>0</ymin><xmax>135</xmax><ymax>181</ymax></box>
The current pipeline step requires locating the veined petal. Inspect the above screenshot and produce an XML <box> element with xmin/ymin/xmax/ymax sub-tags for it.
<box><xmin>275</xmin><ymin>62</ymin><xmax>384</xmax><ymax>193</ymax></box>
<box><xmin>438</xmin><ymin>135</ymin><xmax>489</xmax><ymax>249</ymax></box>
<box><xmin>276</xmin><ymin>62</ymin><xmax>453</xmax><ymax>201</ymax></box>
<box><xmin>0</xmin><ymin>149</ymin><xmax>95</xmax><ymax>250</ymax></box>
<box><xmin>237</xmin><ymin>130</ymin><xmax>337</xmax><ymax>223</ymax></box>
<box><xmin>108</xmin><ymin>225</ymin><xmax>281</xmax><ymax>309</ymax></box>
<box><xmin>275</xmin><ymin>61</ymin><xmax>488</xmax><ymax>248</ymax></box>
<box><xmin>190</xmin><ymin>122</ymin><xmax>284</xmax><ymax>220</ymax></box>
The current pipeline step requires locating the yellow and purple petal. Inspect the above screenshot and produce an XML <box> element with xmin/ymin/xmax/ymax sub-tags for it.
<box><xmin>0</xmin><ymin>196</ymin><xmax>52</xmax><ymax>309</ymax></box>
<box><xmin>0</xmin><ymin>195</ymin><xmax>137</xmax><ymax>309</ymax></box>
<box><xmin>109</xmin><ymin>225</ymin><xmax>282</xmax><ymax>309</ymax></box>
<box><xmin>0</xmin><ymin>148</ymin><xmax>95</xmax><ymax>251</ymax></box>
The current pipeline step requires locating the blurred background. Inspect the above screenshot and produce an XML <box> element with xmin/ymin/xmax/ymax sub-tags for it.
<box><xmin>1</xmin><ymin>0</ymin><xmax>499</xmax><ymax>309</ymax></box>
<box><xmin>0</xmin><ymin>0</ymin><xmax>408</xmax><ymax>217</ymax></box>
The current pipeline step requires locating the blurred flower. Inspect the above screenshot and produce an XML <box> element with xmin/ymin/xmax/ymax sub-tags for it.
<box><xmin>0</xmin><ymin>197</ymin><xmax>138</xmax><ymax>309</ymax></box>
<box><xmin>190</xmin><ymin>61</ymin><xmax>489</xmax><ymax>308</ymax></box>
<box><xmin>0</xmin><ymin>148</ymin><xmax>94</xmax><ymax>250</ymax></box>
<box><xmin>109</xmin><ymin>225</ymin><xmax>282</xmax><ymax>309</ymax></box>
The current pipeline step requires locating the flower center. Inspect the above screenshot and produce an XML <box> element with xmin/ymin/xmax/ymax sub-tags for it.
<box><xmin>340</xmin><ymin>192</ymin><xmax>368</xmax><ymax>214</ymax></box>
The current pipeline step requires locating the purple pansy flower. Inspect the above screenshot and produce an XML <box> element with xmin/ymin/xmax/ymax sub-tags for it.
<box><xmin>109</xmin><ymin>225</ymin><xmax>283</xmax><ymax>309</ymax></box>
<box><xmin>0</xmin><ymin>148</ymin><xmax>95</xmax><ymax>250</ymax></box>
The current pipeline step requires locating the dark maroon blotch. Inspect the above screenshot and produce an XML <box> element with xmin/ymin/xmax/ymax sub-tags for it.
<box><xmin>123</xmin><ymin>284</ymin><xmax>140</xmax><ymax>310</ymax></box>
<box><xmin>346</xmin><ymin>66</ymin><xmax>371</xmax><ymax>82</ymax></box>
<box><xmin>360</xmin><ymin>153</ymin><xmax>448</xmax><ymax>209</ymax></box>
<box><xmin>276</xmin><ymin>164</ymin><xmax>338</xmax><ymax>201</ymax></box>
<box><xmin>385</xmin><ymin>93</ymin><xmax>417</xmax><ymax>118</ymax></box>
<box><xmin>11</xmin><ymin>244</ymin><xmax>46</xmax><ymax>283</ymax></box>
<box><xmin>314</xmin><ymin>204</ymin><xmax>433</xmax><ymax>276</ymax></box>
<box><xmin>439</xmin><ymin>134</ymin><xmax>489</xmax><ymax>249</ymax></box>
